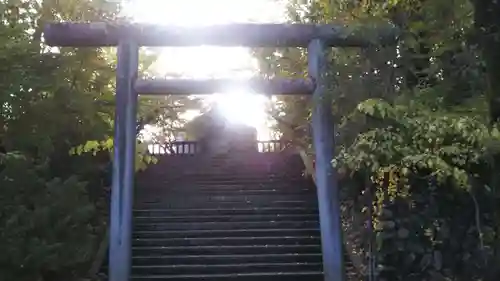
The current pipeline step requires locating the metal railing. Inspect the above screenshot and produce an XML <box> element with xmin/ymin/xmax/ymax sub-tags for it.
<box><xmin>148</xmin><ymin>140</ymin><xmax>290</xmax><ymax>155</ymax></box>
<box><xmin>148</xmin><ymin>141</ymin><xmax>199</xmax><ymax>155</ymax></box>
<box><xmin>257</xmin><ymin>140</ymin><xmax>288</xmax><ymax>153</ymax></box>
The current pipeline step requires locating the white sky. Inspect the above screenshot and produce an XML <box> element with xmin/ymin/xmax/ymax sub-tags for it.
<box><xmin>123</xmin><ymin>0</ymin><xmax>287</xmax><ymax>140</ymax></box>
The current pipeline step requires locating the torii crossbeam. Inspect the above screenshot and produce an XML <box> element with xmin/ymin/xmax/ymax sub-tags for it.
<box><xmin>44</xmin><ymin>22</ymin><xmax>399</xmax><ymax>281</ymax></box>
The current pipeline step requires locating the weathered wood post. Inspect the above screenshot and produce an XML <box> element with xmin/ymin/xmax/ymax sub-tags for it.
<box><xmin>108</xmin><ymin>36</ymin><xmax>139</xmax><ymax>281</ymax></box>
<box><xmin>308</xmin><ymin>39</ymin><xmax>344</xmax><ymax>281</ymax></box>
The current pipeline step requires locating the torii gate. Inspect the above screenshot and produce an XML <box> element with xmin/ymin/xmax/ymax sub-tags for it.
<box><xmin>44</xmin><ymin>22</ymin><xmax>398</xmax><ymax>281</ymax></box>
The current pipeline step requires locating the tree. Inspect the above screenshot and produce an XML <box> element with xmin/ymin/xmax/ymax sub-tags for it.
<box><xmin>253</xmin><ymin>0</ymin><xmax>500</xmax><ymax>280</ymax></box>
<box><xmin>0</xmin><ymin>1</ymin><xmax>202</xmax><ymax>280</ymax></box>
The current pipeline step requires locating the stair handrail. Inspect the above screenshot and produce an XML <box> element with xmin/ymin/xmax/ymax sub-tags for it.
<box><xmin>296</xmin><ymin>146</ymin><xmax>367</xmax><ymax>276</ymax></box>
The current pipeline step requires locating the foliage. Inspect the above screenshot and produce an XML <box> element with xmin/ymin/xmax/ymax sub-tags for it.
<box><xmin>255</xmin><ymin>0</ymin><xmax>500</xmax><ymax>280</ymax></box>
<box><xmin>0</xmin><ymin>0</ymin><xmax>200</xmax><ymax>280</ymax></box>
<box><xmin>0</xmin><ymin>1</ymin><xmax>118</xmax><ymax>279</ymax></box>
<box><xmin>69</xmin><ymin>138</ymin><xmax>158</xmax><ymax>172</ymax></box>
<box><xmin>0</xmin><ymin>152</ymin><xmax>98</xmax><ymax>281</ymax></box>
<box><xmin>335</xmin><ymin>96</ymin><xmax>500</xmax><ymax>280</ymax></box>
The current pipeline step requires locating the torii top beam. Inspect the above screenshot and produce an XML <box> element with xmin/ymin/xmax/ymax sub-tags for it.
<box><xmin>44</xmin><ymin>22</ymin><xmax>399</xmax><ymax>47</ymax></box>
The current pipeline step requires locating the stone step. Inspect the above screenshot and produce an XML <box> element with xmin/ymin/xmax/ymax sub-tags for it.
<box><xmin>133</xmin><ymin>228</ymin><xmax>320</xmax><ymax>239</ymax></box>
<box><xmin>150</xmin><ymin>181</ymin><xmax>312</xmax><ymax>187</ymax></box>
<box><xmin>132</xmin><ymin>236</ymin><xmax>321</xmax><ymax>247</ymax></box>
<box><xmin>132</xmin><ymin>244</ymin><xmax>322</xmax><ymax>256</ymax></box>
<box><xmin>125</xmin><ymin>153</ymin><xmax>330</xmax><ymax>281</ymax></box>
<box><xmin>131</xmin><ymin>253</ymin><xmax>323</xmax><ymax>266</ymax></box>
<box><xmin>140</xmin><ymin>174</ymin><xmax>301</xmax><ymax>181</ymax></box>
<box><xmin>134</xmin><ymin>200</ymin><xmax>317</xmax><ymax>209</ymax></box>
<box><xmin>136</xmin><ymin>188</ymin><xmax>314</xmax><ymax>196</ymax></box>
<box><xmin>140</xmin><ymin>174</ymin><xmax>305</xmax><ymax>180</ymax></box>
<box><xmin>136</xmin><ymin>194</ymin><xmax>317</xmax><ymax>205</ymax></box>
<box><xmin>133</xmin><ymin>214</ymin><xmax>319</xmax><ymax>223</ymax></box>
<box><xmin>130</xmin><ymin>271</ymin><xmax>323</xmax><ymax>281</ymax></box>
<box><xmin>132</xmin><ymin>207</ymin><xmax>319</xmax><ymax>217</ymax></box>
<box><xmin>138</xmin><ymin>178</ymin><xmax>309</xmax><ymax>186</ymax></box>
<box><xmin>133</xmin><ymin>220</ymin><xmax>319</xmax><ymax>231</ymax></box>
<box><xmin>144</xmin><ymin>167</ymin><xmax>297</xmax><ymax>173</ymax></box>
<box><xmin>131</xmin><ymin>262</ymin><xmax>323</xmax><ymax>275</ymax></box>
<box><xmin>137</xmin><ymin>182</ymin><xmax>313</xmax><ymax>191</ymax></box>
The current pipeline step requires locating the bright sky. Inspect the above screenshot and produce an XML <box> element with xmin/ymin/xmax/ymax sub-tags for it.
<box><xmin>123</xmin><ymin>0</ymin><xmax>286</xmax><ymax>140</ymax></box>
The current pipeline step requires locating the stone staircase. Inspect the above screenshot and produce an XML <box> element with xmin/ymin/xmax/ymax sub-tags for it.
<box><xmin>101</xmin><ymin>151</ymin><xmax>357</xmax><ymax>280</ymax></box>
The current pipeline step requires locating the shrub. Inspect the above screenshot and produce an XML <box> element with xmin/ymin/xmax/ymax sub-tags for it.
<box><xmin>335</xmin><ymin>97</ymin><xmax>500</xmax><ymax>281</ymax></box>
<box><xmin>0</xmin><ymin>152</ymin><xmax>98</xmax><ymax>281</ymax></box>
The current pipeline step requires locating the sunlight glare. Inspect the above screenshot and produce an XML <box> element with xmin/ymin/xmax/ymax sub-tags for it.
<box><xmin>212</xmin><ymin>91</ymin><xmax>267</xmax><ymax>124</ymax></box>
<box><xmin>212</xmin><ymin>91</ymin><xmax>271</xmax><ymax>140</ymax></box>
<box><xmin>125</xmin><ymin>0</ymin><xmax>285</xmax><ymax>140</ymax></box>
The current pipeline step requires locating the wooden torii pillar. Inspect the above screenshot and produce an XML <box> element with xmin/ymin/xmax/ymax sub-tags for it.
<box><xmin>44</xmin><ymin>22</ymin><xmax>398</xmax><ymax>281</ymax></box>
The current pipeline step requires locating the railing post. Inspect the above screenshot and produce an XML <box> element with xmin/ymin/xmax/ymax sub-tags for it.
<box><xmin>308</xmin><ymin>39</ymin><xmax>344</xmax><ymax>281</ymax></box>
<box><xmin>109</xmin><ymin>37</ymin><xmax>139</xmax><ymax>281</ymax></box>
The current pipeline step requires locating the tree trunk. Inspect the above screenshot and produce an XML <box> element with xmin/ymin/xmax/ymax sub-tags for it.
<box><xmin>473</xmin><ymin>0</ymin><xmax>500</xmax><ymax>123</ymax></box>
